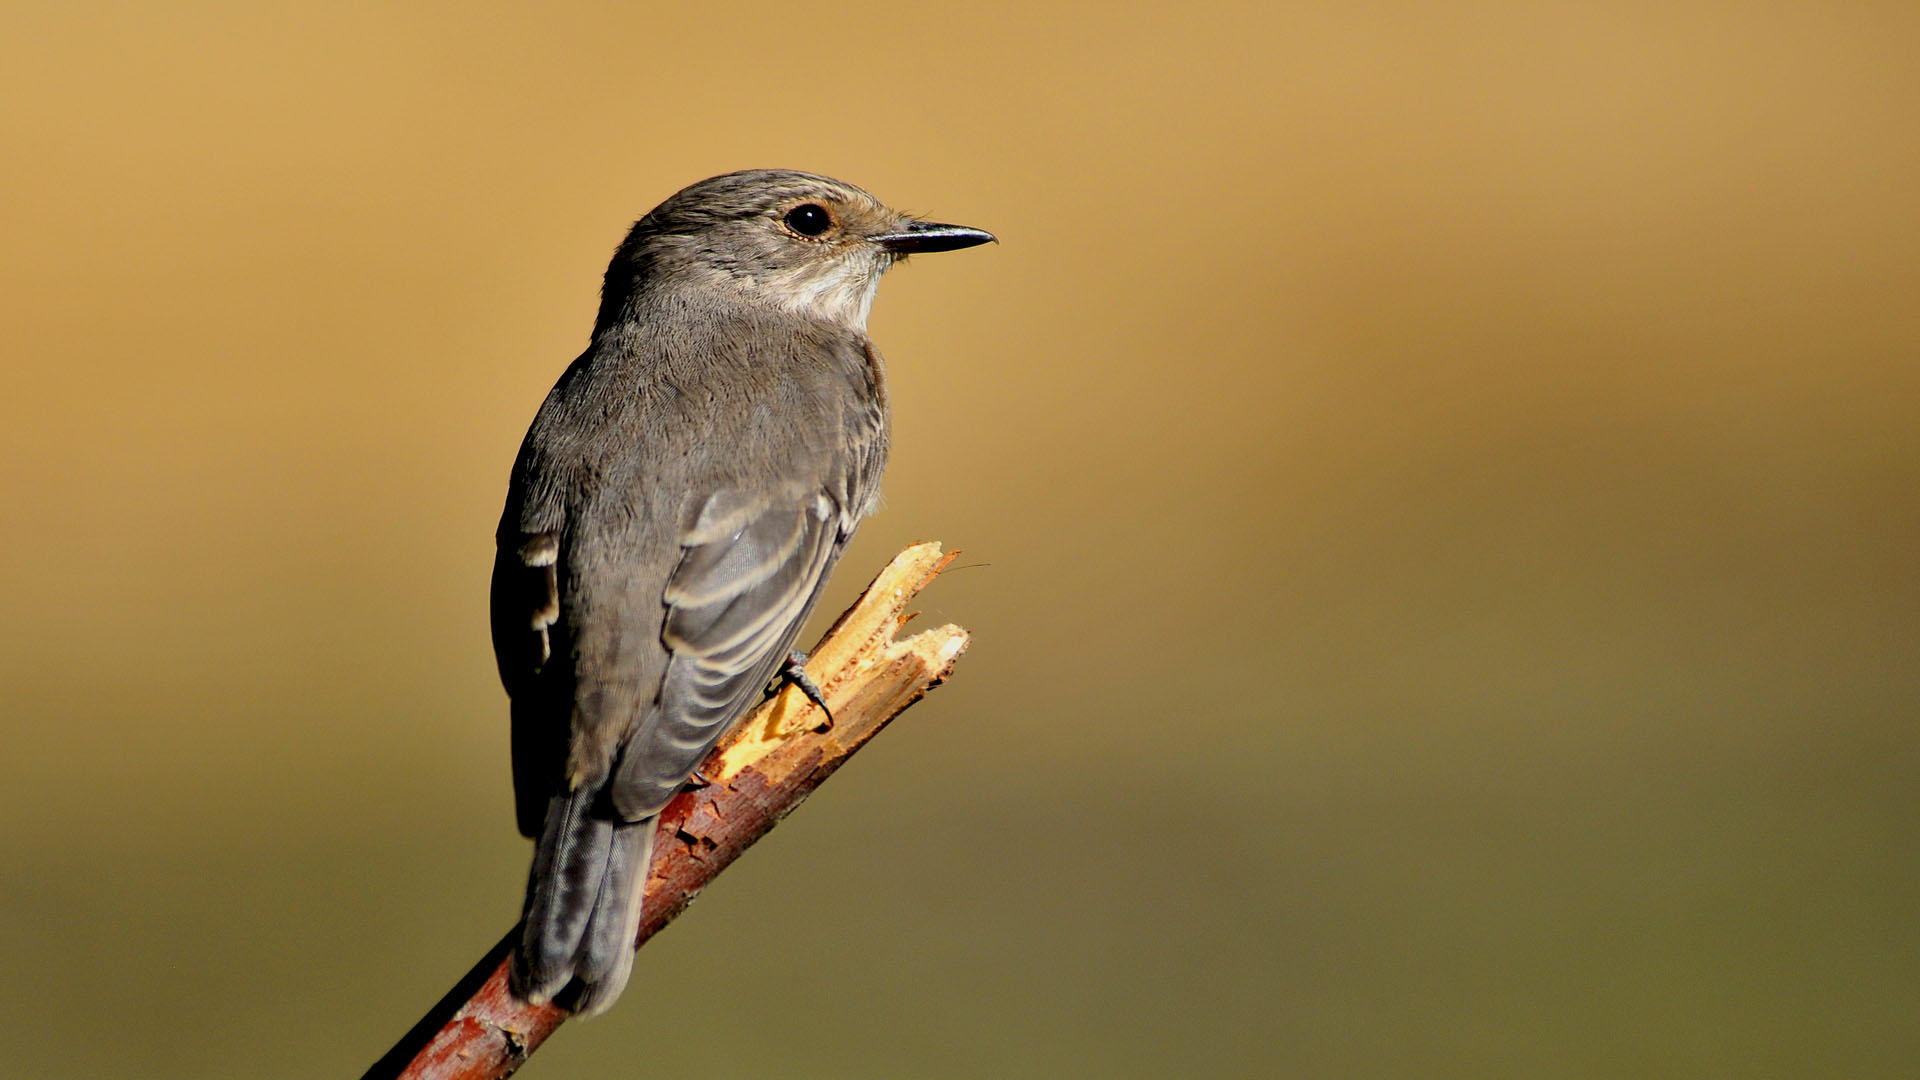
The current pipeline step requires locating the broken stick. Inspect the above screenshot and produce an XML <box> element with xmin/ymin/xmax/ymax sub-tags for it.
<box><xmin>361</xmin><ymin>542</ymin><xmax>968</xmax><ymax>1080</ymax></box>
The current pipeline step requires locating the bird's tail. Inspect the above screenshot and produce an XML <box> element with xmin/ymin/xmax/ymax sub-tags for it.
<box><xmin>510</xmin><ymin>789</ymin><xmax>655</xmax><ymax>1017</ymax></box>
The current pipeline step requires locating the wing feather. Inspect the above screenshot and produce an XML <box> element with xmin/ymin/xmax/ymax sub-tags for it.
<box><xmin>609</xmin><ymin>494</ymin><xmax>841</xmax><ymax>818</ymax></box>
<box><xmin>492</xmin><ymin>526</ymin><xmax>571</xmax><ymax>837</ymax></box>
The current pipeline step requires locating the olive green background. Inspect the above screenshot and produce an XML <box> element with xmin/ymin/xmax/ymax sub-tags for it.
<box><xmin>3</xmin><ymin>2</ymin><xmax>1916</xmax><ymax>1076</ymax></box>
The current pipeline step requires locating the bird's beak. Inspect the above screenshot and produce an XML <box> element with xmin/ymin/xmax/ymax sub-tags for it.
<box><xmin>871</xmin><ymin>220</ymin><xmax>997</xmax><ymax>254</ymax></box>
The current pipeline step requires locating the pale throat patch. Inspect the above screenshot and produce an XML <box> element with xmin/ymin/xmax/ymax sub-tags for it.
<box><xmin>768</xmin><ymin>256</ymin><xmax>886</xmax><ymax>330</ymax></box>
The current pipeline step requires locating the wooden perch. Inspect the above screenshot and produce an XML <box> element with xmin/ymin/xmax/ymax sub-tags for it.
<box><xmin>361</xmin><ymin>542</ymin><xmax>969</xmax><ymax>1080</ymax></box>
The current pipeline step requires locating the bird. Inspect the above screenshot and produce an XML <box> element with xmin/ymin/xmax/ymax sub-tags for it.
<box><xmin>489</xmin><ymin>169</ymin><xmax>994</xmax><ymax>1016</ymax></box>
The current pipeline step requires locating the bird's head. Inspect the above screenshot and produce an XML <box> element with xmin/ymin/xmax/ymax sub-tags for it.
<box><xmin>599</xmin><ymin>169</ymin><xmax>994</xmax><ymax>333</ymax></box>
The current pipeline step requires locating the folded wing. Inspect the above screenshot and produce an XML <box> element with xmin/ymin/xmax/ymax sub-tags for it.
<box><xmin>609</xmin><ymin>490</ymin><xmax>844</xmax><ymax>819</ymax></box>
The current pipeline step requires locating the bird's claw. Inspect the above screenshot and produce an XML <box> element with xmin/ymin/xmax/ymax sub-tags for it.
<box><xmin>780</xmin><ymin>648</ymin><xmax>835</xmax><ymax>730</ymax></box>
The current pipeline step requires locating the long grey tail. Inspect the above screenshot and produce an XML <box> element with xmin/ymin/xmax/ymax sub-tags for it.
<box><xmin>510</xmin><ymin>789</ymin><xmax>655</xmax><ymax>1017</ymax></box>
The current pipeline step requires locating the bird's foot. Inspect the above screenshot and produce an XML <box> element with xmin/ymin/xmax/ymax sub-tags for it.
<box><xmin>780</xmin><ymin>648</ymin><xmax>835</xmax><ymax>730</ymax></box>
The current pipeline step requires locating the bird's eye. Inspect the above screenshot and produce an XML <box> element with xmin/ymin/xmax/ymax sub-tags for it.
<box><xmin>783</xmin><ymin>203</ymin><xmax>833</xmax><ymax>237</ymax></box>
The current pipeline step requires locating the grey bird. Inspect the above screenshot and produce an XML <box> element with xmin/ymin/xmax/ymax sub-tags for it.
<box><xmin>490</xmin><ymin>169</ymin><xmax>993</xmax><ymax>1016</ymax></box>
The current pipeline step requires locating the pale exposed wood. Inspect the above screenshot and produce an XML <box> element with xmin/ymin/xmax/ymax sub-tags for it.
<box><xmin>362</xmin><ymin>543</ymin><xmax>968</xmax><ymax>1080</ymax></box>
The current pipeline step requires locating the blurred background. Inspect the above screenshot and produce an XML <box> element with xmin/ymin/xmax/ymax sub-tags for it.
<box><xmin>3</xmin><ymin>2</ymin><xmax>1916</xmax><ymax>1076</ymax></box>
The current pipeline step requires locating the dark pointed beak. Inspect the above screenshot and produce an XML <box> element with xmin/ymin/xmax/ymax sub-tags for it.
<box><xmin>872</xmin><ymin>220</ymin><xmax>997</xmax><ymax>254</ymax></box>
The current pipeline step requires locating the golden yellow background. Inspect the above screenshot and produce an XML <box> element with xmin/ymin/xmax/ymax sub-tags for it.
<box><xmin>3</xmin><ymin>2</ymin><xmax>1916</xmax><ymax>1076</ymax></box>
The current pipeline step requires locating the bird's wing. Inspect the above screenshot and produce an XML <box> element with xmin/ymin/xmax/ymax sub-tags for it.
<box><xmin>606</xmin><ymin>487</ymin><xmax>848</xmax><ymax>819</ymax></box>
<box><xmin>493</xmin><ymin>497</ymin><xmax>576</xmax><ymax>838</ymax></box>
<box><xmin>491</xmin><ymin>529</ymin><xmax>562</xmax><ymax>692</ymax></box>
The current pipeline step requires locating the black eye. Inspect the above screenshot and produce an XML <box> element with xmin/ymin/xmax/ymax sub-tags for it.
<box><xmin>784</xmin><ymin>203</ymin><xmax>833</xmax><ymax>237</ymax></box>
